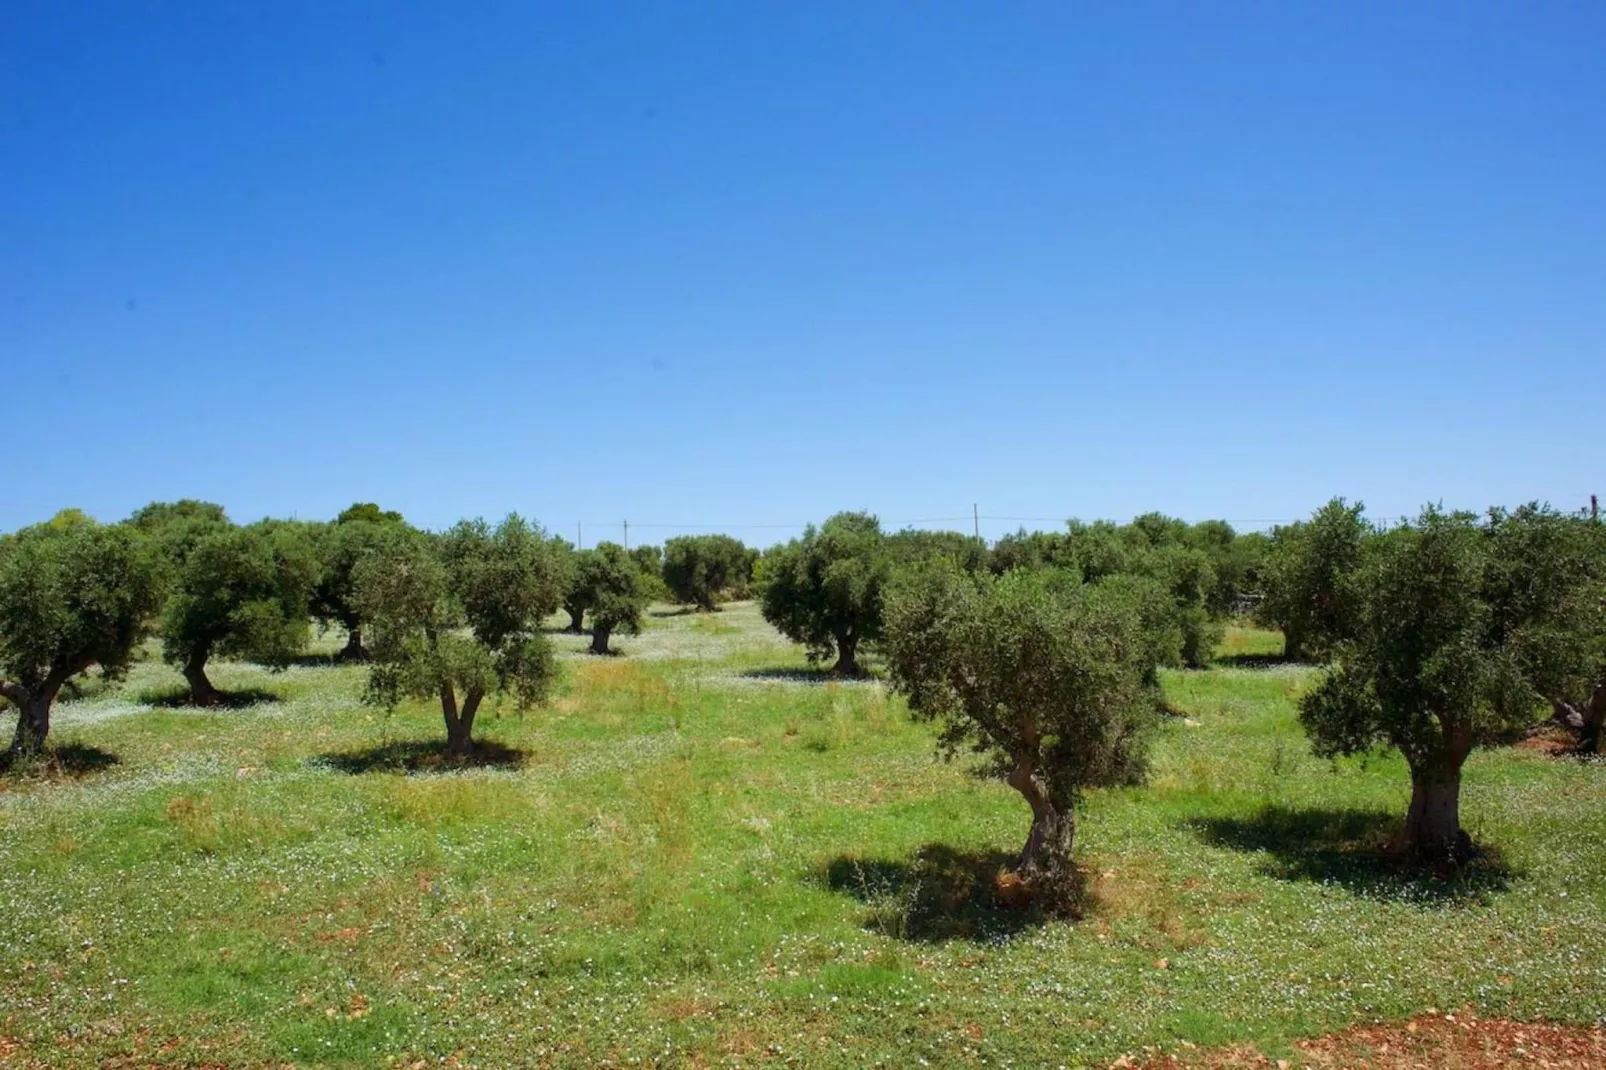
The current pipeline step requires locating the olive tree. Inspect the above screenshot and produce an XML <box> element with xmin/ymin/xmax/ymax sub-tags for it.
<box><xmin>311</xmin><ymin>503</ymin><xmax>408</xmax><ymax>661</ymax></box>
<box><xmin>883</xmin><ymin>563</ymin><xmax>1159</xmax><ymax>899</ymax></box>
<box><xmin>662</xmin><ymin>534</ymin><xmax>751</xmax><ymax>611</ymax></box>
<box><xmin>158</xmin><ymin>519</ymin><xmax>320</xmax><ymax>705</ymax></box>
<box><xmin>570</xmin><ymin>542</ymin><xmax>651</xmax><ymax>654</ymax></box>
<box><xmin>1259</xmin><ymin>498</ymin><xmax>1368</xmax><ymax>661</ymax></box>
<box><xmin>759</xmin><ymin>512</ymin><xmax>889</xmax><ymax>674</ymax></box>
<box><xmin>1483</xmin><ymin>506</ymin><xmax>1605</xmax><ymax>753</ymax></box>
<box><xmin>0</xmin><ymin>518</ymin><xmax>163</xmax><ymax>756</ymax></box>
<box><xmin>355</xmin><ymin>516</ymin><xmax>562</xmax><ymax>756</ymax></box>
<box><xmin>1299</xmin><ymin>505</ymin><xmax>1595</xmax><ymax>864</ymax></box>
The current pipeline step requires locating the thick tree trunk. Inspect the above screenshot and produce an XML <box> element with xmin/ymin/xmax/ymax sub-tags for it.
<box><xmin>833</xmin><ymin>633</ymin><xmax>859</xmax><ymax>676</ymax></box>
<box><xmin>6</xmin><ymin>691</ymin><xmax>53</xmax><ymax>758</ymax></box>
<box><xmin>1580</xmin><ymin>681</ymin><xmax>1604</xmax><ymax>755</ymax></box>
<box><xmin>184</xmin><ymin>649</ymin><xmax>223</xmax><ymax>707</ymax></box>
<box><xmin>1405</xmin><ymin>765</ymin><xmax>1470</xmax><ymax>865</ymax></box>
<box><xmin>441</xmin><ymin>685</ymin><xmax>483</xmax><ymax>757</ymax></box>
<box><xmin>566</xmin><ymin>606</ymin><xmax>585</xmax><ymax>634</ymax></box>
<box><xmin>337</xmin><ymin>625</ymin><xmax>369</xmax><ymax>663</ymax></box>
<box><xmin>1006</xmin><ymin>758</ymin><xmax>1077</xmax><ymax>894</ymax></box>
<box><xmin>590</xmin><ymin>625</ymin><xmax>613</xmax><ymax>655</ymax></box>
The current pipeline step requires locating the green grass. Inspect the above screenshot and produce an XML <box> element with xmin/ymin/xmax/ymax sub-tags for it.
<box><xmin>1</xmin><ymin>611</ymin><xmax>1602</xmax><ymax>1067</ymax></box>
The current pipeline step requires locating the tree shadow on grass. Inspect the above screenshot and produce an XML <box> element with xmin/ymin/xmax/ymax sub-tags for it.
<box><xmin>1187</xmin><ymin>805</ymin><xmax>1516</xmax><ymax>903</ymax></box>
<box><xmin>819</xmin><ymin>844</ymin><xmax>1084</xmax><ymax>943</ymax></box>
<box><xmin>648</xmin><ymin>606</ymin><xmax>699</xmax><ymax>618</ymax></box>
<box><xmin>1211</xmin><ymin>653</ymin><xmax>1297</xmax><ymax>669</ymax></box>
<box><xmin>316</xmin><ymin>738</ymin><xmax>530</xmax><ymax>775</ymax></box>
<box><xmin>738</xmin><ymin>667</ymin><xmax>878</xmax><ymax>686</ymax></box>
<box><xmin>0</xmin><ymin>742</ymin><xmax>120</xmax><ymax>780</ymax></box>
<box><xmin>136</xmin><ymin>686</ymin><xmax>281</xmax><ymax>710</ymax></box>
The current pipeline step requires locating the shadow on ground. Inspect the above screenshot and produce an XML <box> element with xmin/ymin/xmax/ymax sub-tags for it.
<box><xmin>738</xmin><ymin>667</ymin><xmax>874</xmax><ymax>685</ymax></box>
<box><xmin>316</xmin><ymin>738</ymin><xmax>530</xmax><ymax>775</ymax></box>
<box><xmin>1188</xmin><ymin>804</ymin><xmax>1515</xmax><ymax>902</ymax></box>
<box><xmin>821</xmin><ymin>844</ymin><xmax>1081</xmax><ymax>942</ymax></box>
<box><xmin>1211</xmin><ymin>653</ymin><xmax>1294</xmax><ymax>669</ymax></box>
<box><xmin>0</xmin><ymin>742</ymin><xmax>121</xmax><ymax>779</ymax></box>
<box><xmin>137</xmin><ymin>686</ymin><xmax>281</xmax><ymax>710</ymax></box>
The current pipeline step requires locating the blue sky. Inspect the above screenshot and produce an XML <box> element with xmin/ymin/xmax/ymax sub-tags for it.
<box><xmin>4</xmin><ymin>1</ymin><xmax>1602</xmax><ymax>544</ymax></box>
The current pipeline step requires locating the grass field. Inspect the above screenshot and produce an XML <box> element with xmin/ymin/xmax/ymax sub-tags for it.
<box><xmin>1</xmin><ymin>606</ymin><xmax>1602</xmax><ymax>1067</ymax></box>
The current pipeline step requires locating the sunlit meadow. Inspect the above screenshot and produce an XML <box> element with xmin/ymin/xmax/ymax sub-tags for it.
<box><xmin>1</xmin><ymin>607</ymin><xmax>1602</xmax><ymax>1067</ymax></box>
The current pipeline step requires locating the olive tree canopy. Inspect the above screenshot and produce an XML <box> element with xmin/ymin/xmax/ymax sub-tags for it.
<box><xmin>311</xmin><ymin>503</ymin><xmax>409</xmax><ymax>661</ymax></box>
<box><xmin>1259</xmin><ymin>498</ymin><xmax>1368</xmax><ymax>662</ymax></box>
<box><xmin>0</xmin><ymin>519</ymin><xmax>163</xmax><ymax>756</ymax></box>
<box><xmin>662</xmin><ymin>534</ymin><xmax>751</xmax><ymax>611</ymax></box>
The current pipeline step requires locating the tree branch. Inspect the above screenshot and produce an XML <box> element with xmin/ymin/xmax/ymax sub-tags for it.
<box><xmin>0</xmin><ymin>679</ymin><xmax>31</xmax><ymax>707</ymax></box>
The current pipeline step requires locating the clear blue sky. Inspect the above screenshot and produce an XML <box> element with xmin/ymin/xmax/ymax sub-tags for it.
<box><xmin>4</xmin><ymin>2</ymin><xmax>1602</xmax><ymax>543</ymax></box>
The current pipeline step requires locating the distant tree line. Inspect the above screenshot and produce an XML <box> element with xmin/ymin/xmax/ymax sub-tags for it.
<box><xmin>3</xmin><ymin>497</ymin><xmax>1601</xmax><ymax>896</ymax></box>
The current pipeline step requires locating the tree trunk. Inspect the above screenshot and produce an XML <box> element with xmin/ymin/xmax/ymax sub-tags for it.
<box><xmin>1006</xmin><ymin>758</ymin><xmax>1077</xmax><ymax>895</ymax></box>
<box><xmin>566</xmin><ymin>606</ymin><xmax>585</xmax><ymax>634</ymax></box>
<box><xmin>1580</xmin><ymin>681</ymin><xmax>1604</xmax><ymax>755</ymax></box>
<box><xmin>184</xmin><ymin>649</ymin><xmax>222</xmax><ymax>707</ymax></box>
<box><xmin>441</xmin><ymin>685</ymin><xmax>483</xmax><ymax>758</ymax></box>
<box><xmin>6</xmin><ymin>691</ymin><xmax>53</xmax><ymax>758</ymax></box>
<box><xmin>1405</xmin><ymin>764</ymin><xmax>1470</xmax><ymax>865</ymax></box>
<box><xmin>833</xmin><ymin>633</ymin><xmax>859</xmax><ymax>676</ymax></box>
<box><xmin>590</xmin><ymin>625</ymin><xmax>612</xmax><ymax>655</ymax></box>
<box><xmin>337</xmin><ymin>625</ymin><xmax>369</xmax><ymax>663</ymax></box>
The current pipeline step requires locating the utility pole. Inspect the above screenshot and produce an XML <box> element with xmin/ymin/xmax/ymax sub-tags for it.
<box><xmin>623</xmin><ymin>519</ymin><xmax>629</xmax><ymax>549</ymax></box>
<box><xmin>1592</xmin><ymin>494</ymin><xmax>1599</xmax><ymax>524</ymax></box>
<box><xmin>973</xmin><ymin>503</ymin><xmax>980</xmax><ymax>542</ymax></box>
<box><xmin>577</xmin><ymin>521</ymin><xmax>582</xmax><ymax>550</ymax></box>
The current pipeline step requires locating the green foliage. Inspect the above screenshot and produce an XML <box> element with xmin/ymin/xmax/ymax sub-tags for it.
<box><xmin>355</xmin><ymin>517</ymin><xmax>562</xmax><ymax>752</ymax></box>
<box><xmin>886</xmin><ymin>528</ymin><xmax>987</xmax><ymax>573</ymax></box>
<box><xmin>570</xmin><ymin>542</ymin><xmax>652</xmax><ymax>653</ymax></box>
<box><xmin>128</xmin><ymin>499</ymin><xmax>231</xmax><ymax>579</ymax></box>
<box><xmin>1258</xmin><ymin>498</ymin><xmax>1368</xmax><ymax>661</ymax></box>
<box><xmin>759</xmin><ymin>512</ymin><xmax>889</xmax><ymax>673</ymax></box>
<box><xmin>0</xmin><ymin>519</ymin><xmax>163</xmax><ymax>699</ymax></box>
<box><xmin>989</xmin><ymin>519</ymin><xmax>1223</xmax><ymax>669</ymax></box>
<box><xmin>662</xmin><ymin>534</ymin><xmax>752</xmax><ymax>610</ymax></box>
<box><xmin>158</xmin><ymin>520</ymin><xmax>320</xmax><ymax>695</ymax></box>
<box><xmin>885</xmin><ymin>563</ymin><xmax>1159</xmax><ymax>788</ymax></box>
<box><xmin>334</xmin><ymin>502</ymin><xmax>403</xmax><ymax>525</ymax></box>
<box><xmin>311</xmin><ymin>503</ymin><xmax>409</xmax><ymax>647</ymax></box>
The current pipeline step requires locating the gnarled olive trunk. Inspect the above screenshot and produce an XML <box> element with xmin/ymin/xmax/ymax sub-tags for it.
<box><xmin>833</xmin><ymin>632</ymin><xmax>859</xmax><ymax>676</ymax></box>
<box><xmin>1006</xmin><ymin>759</ymin><xmax>1077</xmax><ymax>892</ymax></box>
<box><xmin>441</xmin><ymin>685</ymin><xmax>484</xmax><ymax>757</ymax></box>
<box><xmin>183</xmin><ymin>647</ymin><xmax>223</xmax><ymax>707</ymax></box>
<box><xmin>590</xmin><ymin>625</ymin><xmax>613</xmax><ymax>655</ymax></box>
<box><xmin>1579</xmin><ymin>681</ymin><xmax>1604</xmax><ymax>754</ymax></box>
<box><xmin>566</xmin><ymin>606</ymin><xmax>585</xmax><ymax>634</ymax></box>
<box><xmin>1405</xmin><ymin>760</ymin><xmax>1471</xmax><ymax>865</ymax></box>
<box><xmin>5</xmin><ymin>688</ymin><xmax>55</xmax><ymax>758</ymax></box>
<box><xmin>338</xmin><ymin>624</ymin><xmax>370</xmax><ymax>663</ymax></box>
